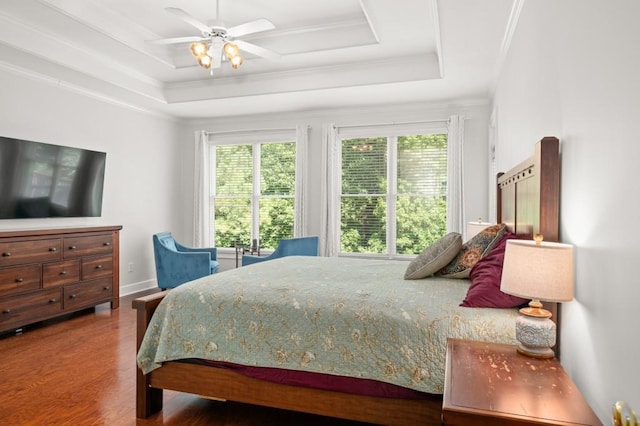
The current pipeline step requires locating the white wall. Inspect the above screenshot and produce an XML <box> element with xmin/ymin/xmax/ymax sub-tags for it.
<box><xmin>183</xmin><ymin>102</ymin><xmax>491</xmax><ymax>271</ymax></box>
<box><xmin>0</xmin><ymin>64</ymin><xmax>493</xmax><ymax>289</ymax></box>
<box><xmin>492</xmin><ymin>0</ymin><xmax>640</xmax><ymax>421</ymax></box>
<box><xmin>0</xmin><ymin>68</ymin><xmax>186</xmax><ymax>295</ymax></box>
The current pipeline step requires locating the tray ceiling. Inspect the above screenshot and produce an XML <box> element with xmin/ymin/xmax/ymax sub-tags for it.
<box><xmin>0</xmin><ymin>0</ymin><xmax>517</xmax><ymax>118</ymax></box>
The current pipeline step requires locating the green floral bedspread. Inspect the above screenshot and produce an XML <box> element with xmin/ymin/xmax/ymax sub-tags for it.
<box><xmin>137</xmin><ymin>256</ymin><xmax>518</xmax><ymax>394</ymax></box>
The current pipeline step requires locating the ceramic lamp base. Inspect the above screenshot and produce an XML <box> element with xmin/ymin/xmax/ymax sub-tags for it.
<box><xmin>515</xmin><ymin>307</ymin><xmax>556</xmax><ymax>359</ymax></box>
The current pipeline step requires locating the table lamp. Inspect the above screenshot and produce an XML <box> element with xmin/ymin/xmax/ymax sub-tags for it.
<box><xmin>500</xmin><ymin>234</ymin><xmax>574</xmax><ymax>358</ymax></box>
<box><xmin>466</xmin><ymin>219</ymin><xmax>493</xmax><ymax>241</ymax></box>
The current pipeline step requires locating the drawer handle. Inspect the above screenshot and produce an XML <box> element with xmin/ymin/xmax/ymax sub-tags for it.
<box><xmin>15</xmin><ymin>277</ymin><xmax>23</xmax><ymax>283</ymax></box>
<box><xmin>103</xmin><ymin>242</ymin><xmax>111</xmax><ymax>246</ymax></box>
<box><xmin>60</xmin><ymin>271</ymin><xmax>67</xmax><ymax>276</ymax></box>
<box><xmin>96</xmin><ymin>265</ymin><xmax>103</xmax><ymax>269</ymax></box>
<box><xmin>2</xmin><ymin>252</ymin><xmax>10</xmax><ymax>257</ymax></box>
<box><xmin>103</xmin><ymin>286</ymin><xmax>110</xmax><ymax>291</ymax></box>
<box><xmin>68</xmin><ymin>245</ymin><xmax>77</xmax><ymax>250</ymax></box>
<box><xmin>49</xmin><ymin>298</ymin><xmax>57</xmax><ymax>303</ymax></box>
<box><xmin>2</xmin><ymin>309</ymin><xmax>10</xmax><ymax>314</ymax></box>
<box><xmin>49</xmin><ymin>247</ymin><xmax>57</xmax><ymax>252</ymax></box>
<box><xmin>70</xmin><ymin>294</ymin><xmax>76</xmax><ymax>299</ymax></box>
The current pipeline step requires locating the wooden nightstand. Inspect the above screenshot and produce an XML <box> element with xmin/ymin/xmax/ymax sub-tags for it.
<box><xmin>442</xmin><ymin>339</ymin><xmax>602</xmax><ymax>426</ymax></box>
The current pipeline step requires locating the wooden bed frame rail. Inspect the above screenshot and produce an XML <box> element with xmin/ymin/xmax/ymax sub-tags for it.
<box><xmin>134</xmin><ymin>137</ymin><xmax>561</xmax><ymax>425</ymax></box>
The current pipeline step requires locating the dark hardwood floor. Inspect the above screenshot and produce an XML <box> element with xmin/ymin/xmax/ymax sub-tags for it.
<box><xmin>0</xmin><ymin>291</ymin><xmax>367</xmax><ymax>425</ymax></box>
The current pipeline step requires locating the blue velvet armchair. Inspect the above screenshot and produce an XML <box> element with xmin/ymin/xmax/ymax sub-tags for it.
<box><xmin>241</xmin><ymin>236</ymin><xmax>319</xmax><ymax>266</ymax></box>
<box><xmin>153</xmin><ymin>232</ymin><xmax>219</xmax><ymax>289</ymax></box>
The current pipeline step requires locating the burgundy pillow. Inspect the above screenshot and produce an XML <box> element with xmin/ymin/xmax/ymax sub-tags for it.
<box><xmin>460</xmin><ymin>232</ymin><xmax>529</xmax><ymax>308</ymax></box>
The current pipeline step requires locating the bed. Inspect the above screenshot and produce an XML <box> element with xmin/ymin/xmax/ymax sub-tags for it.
<box><xmin>134</xmin><ymin>136</ymin><xmax>560</xmax><ymax>425</ymax></box>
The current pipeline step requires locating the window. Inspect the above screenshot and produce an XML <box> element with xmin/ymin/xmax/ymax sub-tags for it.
<box><xmin>210</xmin><ymin>135</ymin><xmax>298</xmax><ymax>250</ymax></box>
<box><xmin>338</xmin><ymin>127</ymin><xmax>448</xmax><ymax>256</ymax></box>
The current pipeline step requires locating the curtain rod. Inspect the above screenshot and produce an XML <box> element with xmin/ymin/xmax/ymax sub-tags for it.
<box><xmin>204</xmin><ymin>125</ymin><xmax>309</xmax><ymax>136</ymax></box>
<box><xmin>334</xmin><ymin>118</ymin><xmax>455</xmax><ymax>130</ymax></box>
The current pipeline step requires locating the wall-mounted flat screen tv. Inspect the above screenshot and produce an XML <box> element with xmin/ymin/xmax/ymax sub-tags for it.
<box><xmin>0</xmin><ymin>136</ymin><xmax>106</xmax><ymax>219</ymax></box>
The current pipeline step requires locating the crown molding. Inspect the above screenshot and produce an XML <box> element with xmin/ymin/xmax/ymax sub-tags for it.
<box><xmin>0</xmin><ymin>9</ymin><xmax>166</xmax><ymax>98</ymax></box>
<box><xmin>165</xmin><ymin>54</ymin><xmax>440</xmax><ymax>103</ymax></box>
<box><xmin>0</xmin><ymin>58</ymin><xmax>180</xmax><ymax>122</ymax></box>
<box><xmin>490</xmin><ymin>0</ymin><xmax>525</xmax><ymax>96</ymax></box>
<box><xmin>427</xmin><ymin>0</ymin><xmax>444</xmax><ymax>78</ymax></box>
<box><xmin>186</xmin><ymin>95</ymin><xmax>490</xmax><ymax>127</ymax></box>
<box><xmin>38</xmin><ymin>0</ymin><xmax>175</xmax><ymax>68</ymax></box>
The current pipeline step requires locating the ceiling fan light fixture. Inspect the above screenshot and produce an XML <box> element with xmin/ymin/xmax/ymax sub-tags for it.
<box><xmin>158</xmin><ymin>5</ymin><xmax>278</xmax><ymax>74</ymax></box>
<box><xmin>189</xmin><ymin>41</ymin><xmax>209</xmax><ymax>58</ymax></box>
<box><xmin>197</xmin><ymin>54</ymin><xmax>213</xmax><ymax>69</ymax></box>
<box><xmin>230</xmin><ymin>55</ymin><xmax>244</xmax><ymax>69</ymax></box>
<box><xmin>223</xmin><ymin>42</ymin><xmax>240</xmax><ymax>59</ymax></box>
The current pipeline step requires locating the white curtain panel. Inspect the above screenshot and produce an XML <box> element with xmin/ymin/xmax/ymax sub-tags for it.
<box><xmin>193</xmin><ymin>130</ymin><xmax>211</xmax><ymax>248</ymax></box>
<box><xmin>319</xmin><ymin>124</ymin><xmax>340</xmax><ymax>257</ymax></box>
<box><xmin>446</xmin><ymin>115</ymin><xmax>465</xmax><ymax>234</ymax></box>
<box><xmin>294</xmin><ymin>125</ymin><xmax>309</xmax><ymax>237</ymax></box>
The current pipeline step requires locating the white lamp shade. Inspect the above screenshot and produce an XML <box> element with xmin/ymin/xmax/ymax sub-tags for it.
<box><xmin>500</xmin><ymin>239</ymin><xmax>574</xmax><ymax>302</ymax></box>
<box><xmin>466</xmin><ymin>221</ymin><xmax>492</xmax><ymax>240</ymax></box>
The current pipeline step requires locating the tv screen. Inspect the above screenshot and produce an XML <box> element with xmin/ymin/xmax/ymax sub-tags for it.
<box><xmin>0</xmin><ymin>137</ymin><xmax>106</xmax><ymax>219</ymax></box>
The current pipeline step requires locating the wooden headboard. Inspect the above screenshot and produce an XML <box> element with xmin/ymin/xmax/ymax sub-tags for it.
<box><xmin>496</xmin><ymin>136</ymin><xmax>561</xmax><ymax>336</ymax></box>
<box><xmin>497</xmin><ymin>136</ymin><xmax>560</xmax><ymax>242</ymax></box>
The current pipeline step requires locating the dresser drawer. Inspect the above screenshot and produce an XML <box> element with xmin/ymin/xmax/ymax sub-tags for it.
<box><xmin>0</xmin><ymin>239</ymin><xmax>62</xmax><ymax>267</ymax></box>
<box><xmin>63</xmin><ymin>234</ymin><xmax>114</xmax><ymax>258</ymax></box>
<box><xmin>81</xmin><ymin>255</ymin><xmax>113</xmax><ymax>280</ymax></box>
<box><xmin>0</xmin><ymin>265</ymin><xmax>41</xmax><ymax>297</ymax></box>
<box><xmin>64</xmin><ymin>277</ymin><xmax>113</xmax><ymax>310</ymax></box>
<box><xmin>0</xmin><ymin>288</ymin><xmax>62</xmax><ymax>331</ymax></box>
<box><xmin>43</xmin><ymin>260</ymin><xmax>81</xmax><ymax>288</ymax></box>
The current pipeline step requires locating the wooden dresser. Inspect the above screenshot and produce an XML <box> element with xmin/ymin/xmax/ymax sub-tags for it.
<box><xmin>0</xmin><ymin>225</ymin><xmax>122</xmax><ymax>333</ymax></box>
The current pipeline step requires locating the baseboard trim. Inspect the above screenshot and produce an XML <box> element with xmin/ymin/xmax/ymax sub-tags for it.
<box><xmin>120</xmin><ymin>279</ymin><xmax>156</xmax><ymax>297</ymax></box>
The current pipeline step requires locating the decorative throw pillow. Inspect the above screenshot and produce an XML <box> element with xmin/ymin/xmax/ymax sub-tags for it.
<box><xmin>436</xmin><ymin>223</ymin><xmax>507</xmax><ymax>279</ymax></box>
<box><xmin>404</xmin><ymin>232</ymin><xmax>462</xmax><ymax>280</ymax></box>
<box><xmin>461</xmin><ymin>232</ymin><xmax>529</xmax><ymax>308</ymax></box>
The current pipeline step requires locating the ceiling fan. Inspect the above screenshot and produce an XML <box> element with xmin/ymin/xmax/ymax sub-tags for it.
<box><xmin>150</xmin><ymin>1</ymin><xmax>280</xmax><ymax>72</ymax></box>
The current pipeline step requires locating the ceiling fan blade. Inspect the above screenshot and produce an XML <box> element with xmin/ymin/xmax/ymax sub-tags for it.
<box><xmin>227</xmin><ymin>19</ymin><xmax>275</xmax><ymax>38</ymax></box>
<box><xmin>165</xmin><ymin>7</ymin><xmax>211</xmax><ymax>34</ymax></box>
<box><xmin>235</xmin><ymin>40</ymin><xmax>281</xmax><ymax>61</ymax></box>
<box><xmin>148</xmin><ymin>36</ymin><xmax>206</xmax><ymax>45</ymax></box>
